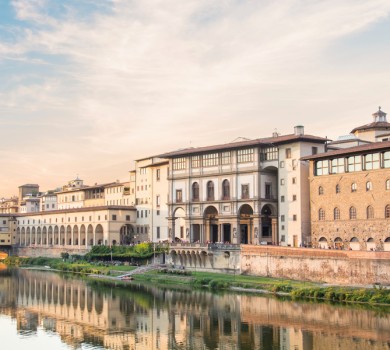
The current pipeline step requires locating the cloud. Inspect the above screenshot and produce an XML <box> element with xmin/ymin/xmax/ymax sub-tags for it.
<box><xmin>0</xmin><ymin>0</ymin><xmax>390</xmax><ymax>195</ymax></box>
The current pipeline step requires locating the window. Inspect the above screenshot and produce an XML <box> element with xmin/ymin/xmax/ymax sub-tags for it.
<box><xmin>336</xmin><ymin>184</ymin><xmax>340</xmax><ymax>194</ymax></box>
<box><xmin>366</xmin><ymin>206</ymin><xmax>374</xmax><ymax>219</ymax></box>
<box><xmin>112</xmin><ymin>215</ymin><xmax>117</xmax><ymax>221</ymax></box>
<box><xmin>280</xmin><ymin>161</ymin><xmax>285</xmax><ymax>168</ymax></box>
<box><xmin>292</xmin><ymin>177</ymin><xmax>297</xmax><ymax>184</ymax></box>
<box><xmin>126</xmin><ymin>215</ymin><xmax>130</xmax><ymax>221</ymax></box>
<box><xmin>285</xmin><ymin>148</ymin><xmax>291</xmax><ymax>158</ymax></box>
<box><xmin>383</xmin><ymin>151</ymin><xmax>390</xmax><ymax>168</ymax></box>
<box><xmin>180</xmin><ymin>226</ymin><xmax>184</xmax><ymax>239</ymax></box>
<box><xmin>261</xmin><ymin>147</ymin><xmax>278</xmax><ymax>161</ymax></box>
<box><xmin>347</xmin><ymin>156</ymin><xmax>362</xmax><ymax>172</ymax></box>
<box><xmin>156</xmin><ymin>169</ymin><xmax>161</xmax><ymax>181</ymax></box>
<box><xmin>385</xmin><ymin>205</ymin><xmax>390</xmax><ymax>218</ymax></box>
<box><xmin>207</xmin><ymin>181</ymin><xmax>214</xmax><ymax>201</ymax></box>
<box><xmin>202</xmin><ymin>153</ymin><xmax>219</xmax><ymax>167</ymax></box>
<box><xmin>192</xmin><ymin>182</ymin><xmax>199</xmax><ymax>201</ymax></box>
<box><xmin>141</xmin><ymin>211</ymin><xmax>143</xmax><ymax>218</ymax></box>
<box><xmin>334</xmin><ymin>207</ymin><xmax>340</xmax><ymax>220</ymax></box>
<box><xmin>331</xmin><ymin>158</ymin><xmax>344</xmax><ymax>174</ymax></box>
<box><xmin>318</xmin><ymin>186</ymin><xmax>324</xmax><ymax>195</ymax></box>
<box><xmin>349</xmin><ymin>206</ymin><xmax>357</xmax><ymax>220</ymax></box>
<box><xmin>145</xmin><ymin>211</ymin><xmax>148</xmax><ymax>218</ymax></box>
<box><xmin>173</xmin><ymin>157</ymin><xmax>186</xmax><ymax>170</ymax></box>
<box><xmin>318</xmin><ymin>208</ymin><xmax>325</xmax><ymax>220</ymax></box>
<box><xmin>241</xmin><ymin>184</ymin><xmax>249</xmax><ymax>199</ymax></box>
<box><xmin>365</xmin><ymin>153</ymin><xmax>380</xmax><ymax>170</ymax></box>
<box><xmin>315</xmin><ymin>160</ymin><xmax>329</xmax><ymax>176</ymax></box>
<box><xmin>157</xmin><ymin>227</ymin><xmax>160</xmax><ymax>239</ymax></box>
<box><xmin>156</xmin><ymin>195</ymin><xmax>161</xmax><ymax>207</ymax></box>
<box><xmin>237</xmin><ymin>149</ymin><xmax>254</xmax><ymax>163</ymax></box>
<box><xmin>280</xmin><ymin>179</ymin><xmax>285</xmax><ymax>185</ymax></box>
<box><xmin>351</xmin><ymin>183</ymin><xmax>357</xmax><ymax>192</ymax></box>
<box><xmin>386</xmin><ymin>179</ymin><xmax>390</xmax><ymax>190</ymax></box>
<box><xmin>157</xmin><ymin>210</ymin><xmax>160</xmax><ymax>216</ymax></box>
<box><xmin>265</xmin><ymin>183</ymin><xmax>272</xmax><ymax>199</ymax></box>
<box><xmin>366</xmin><ymin>181</ymin><xmax>372</xmax><ymax>191</ymax></box>
<box><xmin>176</xmin><ymin>189</ymin><xmax>183</xmax><ymax>203</ymax></box>
<box><xmin>293</xmin><ymin>214</ymin><xmax>297</xmax><ymax>221</ymax></box>
<box><xmin>222</xmin><ymin>179</ymin><xmax>230</xmax><ymax>200</ymax></box>
<box><xmin>281</xmin><ymin>215</ymin><xmax>285</xmax><ymax>222</ymax></box>
<box><xmin>191</xmin><ymin>155</ymin><xmax>200</xmax><ymax>168</ymax></box>
<box><xmin>221</xmin><ymin>151</ymin><xmax>231</xmax><ymax>165</ymax></box>
<box><xmin>292</xmin><ymin>195</ymin><xmax>297</xmax><ymax>201</ymax></box>
<box><xmin>312</xmin><ymin>147</ymin><xmax>318</xmax><ymax>155</ymax></box>
<box><xmin>281</xmin><ymin>196</ymin><xmax>285</xmax><ymax>202</ymax></box>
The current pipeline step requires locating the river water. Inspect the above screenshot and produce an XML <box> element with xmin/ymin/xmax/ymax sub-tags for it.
<box><xmin>0</xmin><ymin>265</ymin><xmax>389</xmax><ymax>350</ymax></box>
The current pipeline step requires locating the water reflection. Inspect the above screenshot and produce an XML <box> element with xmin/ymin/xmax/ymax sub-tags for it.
<box><xmin>0</xmin><ymin>268</ymin><xmax>389</xmax><ymax>350</ymax></box>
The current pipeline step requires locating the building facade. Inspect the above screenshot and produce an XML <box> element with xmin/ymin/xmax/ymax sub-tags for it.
<box><xmin>304</xmin><ymin>141</ymin><xmax>390</xmax><ymax>251</ymax></box>
<box><xmin>160</xmin><ymin>126</ymin><xmax>326</xmax><ymax>247</ymax></box>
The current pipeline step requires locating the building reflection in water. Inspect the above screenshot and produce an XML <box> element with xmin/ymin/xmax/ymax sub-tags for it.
<box><xmin>0</xmin><ymin>268</ymin><xmax>389</xmax><ymax>350</ymax></box>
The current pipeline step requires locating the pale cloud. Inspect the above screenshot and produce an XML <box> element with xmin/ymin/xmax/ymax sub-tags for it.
<box><xmin>1</xmin><ymin>0</ymin><xmax>390</xmax><ymax>195</ymax></box>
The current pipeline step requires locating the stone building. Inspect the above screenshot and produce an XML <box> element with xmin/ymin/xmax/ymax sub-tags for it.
<box><xmin>303</xmin><ymin>141</ymin><xmax>390</xmax><ymax>251</ymax></box>
<box><xmin>159</xmin><ymin>126</ymin><xmax>327</xmax><ymax>247</ymax></box>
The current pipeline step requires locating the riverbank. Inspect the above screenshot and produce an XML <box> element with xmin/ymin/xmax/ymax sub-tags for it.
<box><xmin>4</xmin><ymin>256</ymin><xmax>390</xmax><ymax>306</ymax></box>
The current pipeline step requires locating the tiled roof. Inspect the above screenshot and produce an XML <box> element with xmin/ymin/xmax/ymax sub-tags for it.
<box><xmin>301</xmin><ymin>140</ymin><xmax>390</xmax><ymax>161</ymax></box>
<box><xmin>351</xmin><ymin>122</ymin><xmax>390</xmax><ymax>134</ymax></box>
<box><xmin>158</xmin><ymin>134</ymin><xmax>327</xmax><ymax>158</ymax></box>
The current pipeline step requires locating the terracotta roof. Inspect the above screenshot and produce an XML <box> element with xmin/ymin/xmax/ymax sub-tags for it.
<box><xmin>351</xmin><ymin>121</ymin><xmax>390</xmax><ymax>134</ymax></box>
<box><xmin>158</xmin><ymin>134</ymin><xmax>327</xmax><ymax>158</ymax></box>
<box><xmin>301</xmin><ymin>140</ymin><xmax>390</xmax><ymax>161</ymax></box>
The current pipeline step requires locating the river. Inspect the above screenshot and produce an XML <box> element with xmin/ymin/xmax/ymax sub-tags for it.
<box><xmin>0</xmin><ymin>265</ymin><xmax>389</xmax><ymax>350</ymax></box>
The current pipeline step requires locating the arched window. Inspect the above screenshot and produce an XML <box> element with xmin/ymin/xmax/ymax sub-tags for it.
<box><xmin>336</xmin><ymin>184</ymin><xmax>340</xmax><ymax>194</ymax></box>
<box><xmin>207</xmin><ymin>181</ymin><xmax>214</xmax><ymax>201</ymax></box>
<box><xmin>318</xmin><ymin>186</ymin><xmax>324</xmax><ymax>195</ymax></box>
<box><xmin>222</xmin><ymin>179</ymin><xmax>230</xmax><ymax>200</ymax></box>
<box><xmin>349</xmin><ymin>206</ymin><xmax>357</xmax><ymax>220</ymax></box>
<box><xmin>386</xmin><ymin>179</ymin><xmax>390</xmax><ymax>190</ymax></box>
<box><xmin>318</xmin><ymin>208</ymin><xmax>325</xmax><ymax>221</ymax></box>
<box><xmin>366</xmin><ymin>205</ymin><xmax>374</xmax><ymax>219</ymax></box>
<box><xmin>366</xmin><ymin>181</ymin><xmax>372</xmax><ymax>191</ymax></box>
<box><xmin>192</xmin><ymin>182</ymin><xmax>199</xmax><ymax>201</ymax></box>
<box><xmin>351</xmin><ymin>183</ymin><xmax>357</xmax><ymax>192</ymax></box>
<box><xmin>385</xmin><ymin>205</ymin><xmax>390</xmax><ymax>219</ymax></box>
<box><xmin>334</xmin><ymin>207</ymin><xmax>340</xmax><ymax>220</ymax></box>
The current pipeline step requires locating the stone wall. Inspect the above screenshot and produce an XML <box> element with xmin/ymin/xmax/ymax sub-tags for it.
<box><xmin>15</xmin><ymin>246</ymin><xmax>90</xmax><ymax>258</ymax></box>
<box><xmin>241</xmin><ymin>245</ymin><xmax>390</xmax><ymax>285</ymax></box>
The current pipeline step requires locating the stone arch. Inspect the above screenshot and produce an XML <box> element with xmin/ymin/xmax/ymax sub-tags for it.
<box><xmin>120</xmin><ymin>224</ymin><xmax>134</xmax><ymax>245</ymax></box>
<box><xmin>60</xmin><ymin>225</ymin><xmax>65</xmax><ymax>245</ymax></box>
<box><xmin>37</xmin><ymin>227</ymin><xmax>42</xmax><ymax>245</ymax></box>
<box><xmin>21</xmin><ymin>227</ymin><xmax>26</xmax><ymax>246</ymax></box>
<box><xmin>80</xmin><ymin>224</ymin><xmax>86</xmax><ymax>246</ymax></box>
<box><xmin>27</xmin><ymin>227</ymin><xmax>32</xmax><ymax>245</ymax></box>
<box><xmin>87</xmin><ymin>224</ymin><xmax>94</xmax><ymax>246</ymax></box>
<box><xmin>173</xmin><ymin>207</ymin><xmax>186</xmax><ymax>241</ymax></box>
<box><xmin>66</xmin><ymin>225</ymin><xmax>72</xmax><ymax>245</ymax></box>
<box><xmin>95</xmin><ymin>224</ymin><xmax>104</xmax><ymax>245</ymax></box>
<box><xmin>239</xmin><ymin>204</ymin><xmax>254</xmax><ymax>244</ymax></box>
<box><xmin>48</xmin><ymin>226</ymin><xmax>53</xmax><ymax>245</ymax></box>
<box><xmin>318</xmin><ymin>236</ymin><xmax>328</xmax><ymax>249</ymax></box>
<box><xmin>350</xmin><ymin>236</ymin><xmax>360</xmax><ymax>250</ymax></box>
<box><xmin>366</xmin><ymin>237</ymin><xmax>375</xmax><ymax>251</ymax></box>
<box><xmin>54</xmin><ymin>226</ymin><xmax>59</xmax><ymax>245</ymax></box>
<box><xmin>261</xmin><ymin>204</ymin><xmax>274</xmax><ymax>242</ymax></box>
<box><xmin>384</xmin><ymin>237</ymin><xmax>390</xmax><ymax>252</ymax></box>
<box><xmin>73</xmin><ymin>225</ymin><xmax>79</xmax><ymax>245</ymax></box>
<box><xmin>42</xmin><ymin>226</ymin><xmax>47</xmax><ymax>245</ymax></box>
<box><xmin>204</xmin><ymin>206</ymin><xmax>219</xmax><ymax>243</ymax></box>
<box><xmin>16</xmin><ymin>227</ymin><xmax>21</xmax><ymax>245</ymax></box>
<box><xmin>334</xmin><ymin>237</ymin><xmax>343</xmax><ymax>249</ymax></box>
<box><xmin>239</xmin><ymin>204</ymin><xmax>254</xmax><ymax>216</ymax></box>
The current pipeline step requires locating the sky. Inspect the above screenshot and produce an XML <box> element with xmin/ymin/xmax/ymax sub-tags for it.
<box><xmin>1</xmin><ymin>0</ymin><xmax>390</xmax><ymax>197</ymax></box>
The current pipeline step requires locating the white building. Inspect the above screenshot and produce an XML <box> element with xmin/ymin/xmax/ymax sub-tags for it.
<box><xmin>159</xmin><ymin>126</ymin><xmax>326</xmax><ymax>247</ymax></box>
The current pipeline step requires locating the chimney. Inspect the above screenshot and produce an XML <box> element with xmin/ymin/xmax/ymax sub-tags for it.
<box><xmin>294</xmin><ymin>125</ymin><xmax>304</xmax><ymax>136</ymax></box>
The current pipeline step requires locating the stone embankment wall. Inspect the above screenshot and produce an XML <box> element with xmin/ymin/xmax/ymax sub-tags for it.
<box><xmin>241</xmin><ymin>245</ymin><xmax>390</xmax><ymax>285</ymax></box>
<box><xmin>15</xmin><ymin>247</ymin><xmax>89</xmax><ymax>258</ymax></box>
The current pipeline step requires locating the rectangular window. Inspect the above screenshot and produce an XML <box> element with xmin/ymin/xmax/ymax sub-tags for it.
<box><xmin>180</xmin><ymin>226</ymin><xmax>184</xmax><ymax>238</ymax></box>
<box><xmin>156</xmin><ymin>195</ymin><xmax>160</xmax><ymax>207</ymax></box>
<box><xmin>176</xmin><ymin>189</ymin><xmax>183</xmax><ymax>203</ymax></box>
<box><xmin>293</xmin><ymin>214</ymin><xmax>297</xmax><ymax>221</ymax></box>
<box><xmin>293</xmin><ymin>195</ymin><xmax>297</xmax><ymax>201</ymax></box>
<box><xmin>292</xmin><ymin>177</ymin><xmax>296</xmax><ymax>184</ymax></box>
<box><xmin>281</xmin><ymin>215</ymin><xmax>285</xmax><ymax>222</ymax></box>
<box><xmin>145</xmin><ymin>211</ymin><xmax>148</xmax><ymax>218</ymax></box>
<box><xmin>285</xmin><ymin>148</ymin><xmax>291</xmax><ymax>158</ymax></box>
<box><xmin>261</xmin><ymin>147</ymin><xmax>278</xmax><ymax>161</ymax></box>
<box><xmin>315</xmin><ymin>160</ymin><xmax>329</xmax><ymax>176</ymax></box>
<box><xmin>280</xmin><ymin>179</ymin><xmax>285</xmax><ymax>185</ymax></box>
<box><xmin>157</xmin><ymin>227</ymin><xmax>160</xmax><ymax>239</ymax></box>
<box><xmin>384</xmin><ymin>151</ymin><xmax>390</xmax><ymax>168</ymax></box>
<box><xmin>173</xmin><ymin>157</ymin><xmax>186</xmax><ymax>170</ymax></box>
<box><xmin>156</xmin><ymin>169</ymin><xmax>161</xmax><ymax>180</ymax></box>
<box><xmin>241</xmin><ymin>184</ymin><xmax>249</xmax><ymax>199</ymax></box>
<box><xmin>112</xmin><ymin>215</ymin><xmax>117</xmax><ymax>221</ymax></box>
<box><xmin>137</xmin><ymin>211</ymin><xmax>139</xmax><ymax>218</ymax></box>
<box><xmin>331</xmin><ymin>158</ymin><xmax>344</xmax><ymax>174</ymax></box>
<box><xmin>237</xmin><ymin>149</ymin><xmax>254</xmax><ymax>163</ymax></box>
<box><xmin>137</xmin><ymin>227</ymin><xmax>139</xmax><ymax>234</ymax></box>
<box><xmin>347</xmin><ymin>155</ymin><xmax>362</xmax><ymax>172</ymax></box>
<box><xmin>365</xmin><ymin>153</ymin><xmax>380</xmax><ymax>170</ymax></box>
<box><xmin>157</xmin><ymin>210</ymin><xmax>160</xmax><ymax>216</ymax></box>
<box><xmin>140</xmin><ymin>227</ymin><xmax>143</xmax><ymax>234</ymax></box>
<box><xmin>221</xmin><ymin>151</ymin><xmax>231</xmax><ymax>165</ymax></box>
<box><xmin>281</xmin><ymin>196</ymin><xmax>285</xmax><ymax>202</ymax></box>
<box><xmin>312</xmin><ymin>147</ymin><xmax>318</xmax><ymax>155</ymax></box>
<box><xmin>202</xmin><ymin>153</ymin><xmax>219</xmax><ymax>167</ymax></box>
<box><xmin>265</xmin><ymin>183</ymin><xmax>272</xmax><ymax>199</ymax></box>
<box><xmin>126</xmin><ymin>215</ymin><xmax>130</xmax><ymax>221</ymax></box>
<box><xmin>280</xmin><ymin>161</ymin><xmax>284</xmax><ymax>168</ymax></box>
<box><xmin>191</xmin><ymin>155</ymin><xmax>200</xmax><ymax>168</ymax></box>
<box><xmin>141</xmin><ymin>211</ymin><xmax>143</xmax><ymax>218</ymax></box>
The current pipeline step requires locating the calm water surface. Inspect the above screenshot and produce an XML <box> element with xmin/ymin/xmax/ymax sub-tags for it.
<box><xmin>0</xmin><ymin>265</ymin><xmax>389</xmax><ymax>350</ymax></box>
